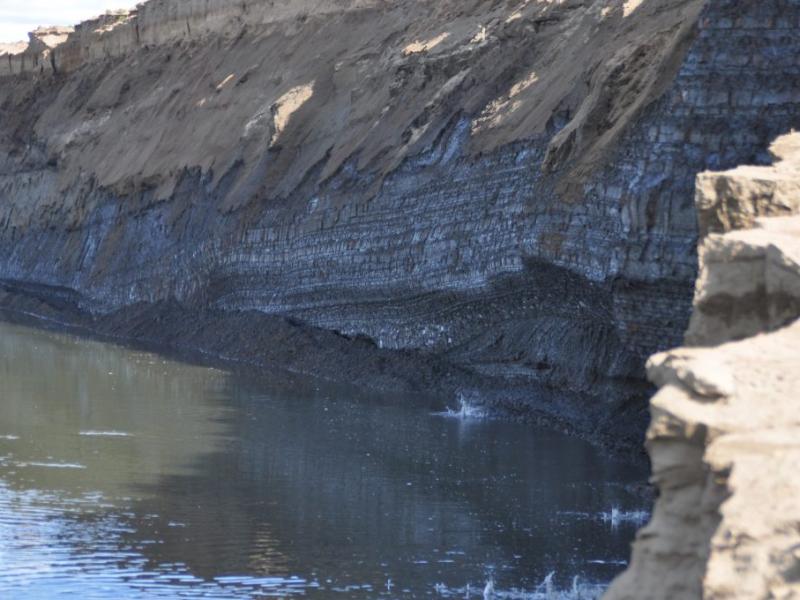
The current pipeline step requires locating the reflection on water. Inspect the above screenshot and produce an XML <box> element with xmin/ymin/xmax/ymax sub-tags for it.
<box><xmin>0</xmin><ymin>320</ymin><xmax>649</xmax><ymax>598</ymax></box>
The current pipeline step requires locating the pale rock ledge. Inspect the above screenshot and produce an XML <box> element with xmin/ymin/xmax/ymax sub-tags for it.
<box><xmin>604</xmin><ymin>132</ymin><xmax>800</xmax><ymax>599</ymax></box>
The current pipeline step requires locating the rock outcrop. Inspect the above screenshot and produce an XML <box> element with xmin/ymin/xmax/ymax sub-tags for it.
<box><xmin>1</xmin><ymin>0</ymin><xmax>800</xmax><ymax>447</ymax></box>
<box><xmin>604</xmin><ymin>133</ymin><xmax>800</xmax><ymax>598</ymax></box>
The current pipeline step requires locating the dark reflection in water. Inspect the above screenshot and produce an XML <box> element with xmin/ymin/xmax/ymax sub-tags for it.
<box><xmin>0</xmin><ymin>320</ymin><xmax>649</xmax><ymax>599</ymax></box>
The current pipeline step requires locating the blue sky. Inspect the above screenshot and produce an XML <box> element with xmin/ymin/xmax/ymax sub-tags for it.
<box><xmin>0</xmin><ymin>1</ymin><xmax>139</xmax><ymax>43</ymax></box>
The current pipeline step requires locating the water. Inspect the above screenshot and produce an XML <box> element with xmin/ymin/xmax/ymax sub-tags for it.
<box><xmin>0</xmin><ymin>320</ymin><xmax>649</xmax><ymax>598</ymax></box>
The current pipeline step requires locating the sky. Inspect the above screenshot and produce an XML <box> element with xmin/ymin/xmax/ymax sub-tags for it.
<box><xmin>0</xmin><ymin>0</ymin><xmax>139</xmax><ymax>43</ymax></box>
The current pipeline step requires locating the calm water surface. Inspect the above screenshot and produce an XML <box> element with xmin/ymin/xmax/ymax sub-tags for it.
<box><xmin>0</xmin><ymin>320</ymin><xmax>649</xmax><ymax>599</ymax></box>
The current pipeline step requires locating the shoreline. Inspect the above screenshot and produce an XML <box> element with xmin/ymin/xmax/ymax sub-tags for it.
<box><xmin>0</xmin><ymin>282</ymin><xmax>651</xmax><ymax>461</ymax></box>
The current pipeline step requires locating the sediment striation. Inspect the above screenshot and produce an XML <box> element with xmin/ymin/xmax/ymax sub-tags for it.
<box><xmin>1</xmin><ymin>0</ymin><xmax>800</xmax><ymax>447</ymax></box>
<box><xmin>605</xmin><ymin>133</ymin><xmax>800</xmax><ymax>598</ymax></box>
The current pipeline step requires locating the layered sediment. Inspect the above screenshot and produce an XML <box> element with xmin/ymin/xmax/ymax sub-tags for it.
<box><xmin>1</xmin><ymin>0</ymin><xmax>800</xmax><ymax>447</ymax></box>
<box><xmin>605</xmin><ymin>133</ymin><xmax>800</xmax><ymax>598</ymax></box>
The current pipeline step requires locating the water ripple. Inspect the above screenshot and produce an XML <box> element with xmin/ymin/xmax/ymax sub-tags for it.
<box><xmin>0</xmin><ymin>484</ymin><xmax>318</xmax><ymax>599</ymax></box>
<box><xmin>79</xmin><ymin>431</ymin><xmax>132</xmax><ymax>438</ymax></box>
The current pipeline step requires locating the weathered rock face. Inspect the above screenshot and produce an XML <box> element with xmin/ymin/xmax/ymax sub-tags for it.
<box><xmin>604</xmin><ymin>133</ymin><xmax>800</xmax><ymax>599</ymax></box>
<box><xmin>1</xmin><ymin>0</ymin><xmax>800</xmax><ymax>445</ymax></box>
<box><xmin>689</xmin><ymin>136</ymin><xmax>800</xmax><ymax>346</ymax></box>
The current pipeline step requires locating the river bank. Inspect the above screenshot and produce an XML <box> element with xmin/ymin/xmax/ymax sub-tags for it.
<box><xmin>0</xmin><ymin>285</ymin><xmax>649</xmax><ymax>456</ymax></box>
<box><xmin>3</xmin><ymin>0</ymin><xmax>799</xmax><ymax>452</ymax></box>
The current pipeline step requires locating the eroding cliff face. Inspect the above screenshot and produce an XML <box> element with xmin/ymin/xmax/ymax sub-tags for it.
<box><xmin>605</xmin><ymin>133</ymin><xmax>800</xmax><ymax>599</ymax></box>
<box><xmin>689</xmin><ymin>135</ymin><xmax>800</xmax><ymax>346</ymax></box>
<box><xmin>1</xmin><ymin>0</ymin><xmax>800</xmax><ymax>445</ymax></box>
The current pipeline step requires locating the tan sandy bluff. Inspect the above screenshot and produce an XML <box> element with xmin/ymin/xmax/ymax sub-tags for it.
<box><xmin>606</xmin><ymin>133</ymin><xmax>800</xmax><ymax>600</ymax></box>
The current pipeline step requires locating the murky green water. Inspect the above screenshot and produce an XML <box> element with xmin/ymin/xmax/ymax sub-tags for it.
<box><xmin>0</xmin><ymin>319</ymin><xmax>648</xmax><ymax>598</ymax></box>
